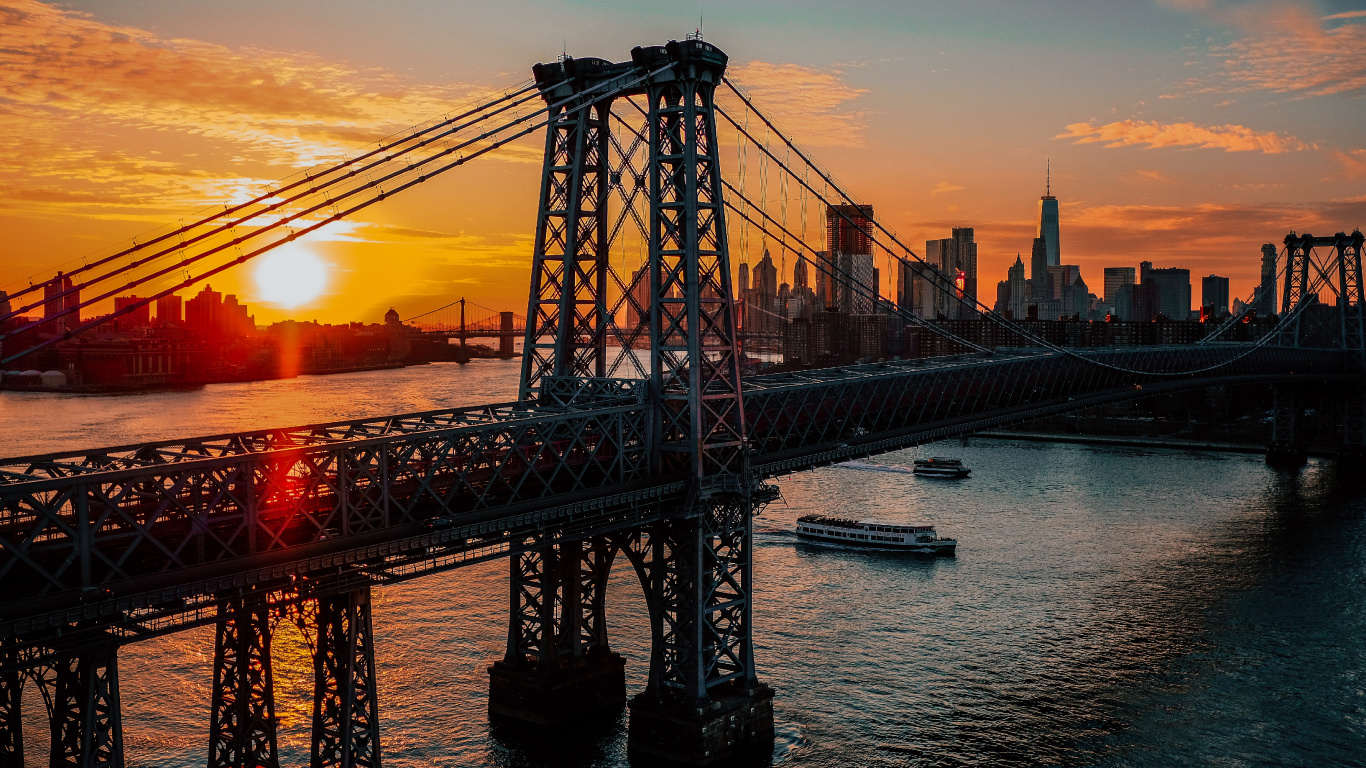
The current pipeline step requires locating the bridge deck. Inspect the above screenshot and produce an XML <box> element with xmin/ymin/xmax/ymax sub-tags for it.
<box><xmin>0</xmin><ymin>345</ymin><xmax>1356</xmax><ymax>668</ymax></box>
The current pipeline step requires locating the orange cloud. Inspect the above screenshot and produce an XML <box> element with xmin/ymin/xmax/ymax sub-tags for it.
<box><xmin>725</xmin><ymin>61</ymin><xmax>868</xmax><ymax>147</ymax></box>
<box><xmin>930</xmin><ymin>182</ymin><xmax>964</xmax><ymax>196</ymax></box>
<box><xmin>1173</xmin><ymin>1</ymin><xmax>1366</xmax><ymax>97</ymax></box>
<box><xmin>1057</xmin><ymin>119</ymin><xmax>1312</xmax><ymax>153</ymax></box>
<box><xmin>1334</xmin><ymin>149</ymin><xmax>1366</xmax><ymax>180</ymax></box>
<box><xmin>0</xmin><ymin>0</ymin><xmax>491</xmax><ymax>168</ymax></box>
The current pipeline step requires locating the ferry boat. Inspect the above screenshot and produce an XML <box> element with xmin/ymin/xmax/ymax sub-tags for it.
<box><xmin>912</xmin><ymin>457</ymin><xmax>970</xmax><ymax>478</ymax></box>
<box><xmin>795</xmin><ymin>515</ymin><xmax>957</xmax><ymax>555</ymax></box>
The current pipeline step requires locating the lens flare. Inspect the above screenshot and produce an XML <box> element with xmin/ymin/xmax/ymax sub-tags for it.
<box><xmin>253</xmin><ymin>243</ymin><xmax>329</xmax><ymax>309</ymax></box>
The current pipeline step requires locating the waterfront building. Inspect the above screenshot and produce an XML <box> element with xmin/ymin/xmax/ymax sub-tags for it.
<box><xmin>1202</xmin><ymin>274</ymin><xmax>1230</xmax><ymax>318</ymax></box>
<box><xmin>43</xmin><ymin>271</ymin><xmax>79</xmax><ymax>328</ymax></box>
<box><xmin>113</xmin><ymin>296</ymin><xmax>150</xmax><ymax>331</ymax></box>
<box><xmin>156</xmin><ymin>295</ymin><xmax>183</xmax><ymax>327</ymax></box>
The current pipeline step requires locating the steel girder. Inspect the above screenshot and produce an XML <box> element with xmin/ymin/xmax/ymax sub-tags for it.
<box><xmin>0</xmin><ymin>402</ymin><xmax>648</xmax><ymax>603</ymax></box>
<box><xmin>519</xmin><ymin>61</ymin><xmax>613</xmax><ymax>400</ymax></box>
<box><xmin>310</xmin><ymin>588</ymin><xmax>379</xmax><ymax>768</ymax></box>
<box><xmin>45</xmin><ymin>646</ymin><xmax>123</xmax><ymax>768</ymax></box>
<box><xmin>504</xmin><ymin>536</ymin><xmax>613</xmax><ymax>669</ymax></box>
<box><xmin>208</xmin><ymin>593</ymin><xmax>278</xmax><ymax>768</ymax></box>
<box><xmin>642</xmin><ymin>42</ymin><xmax>746</xmax><ymax>481</ymax></box>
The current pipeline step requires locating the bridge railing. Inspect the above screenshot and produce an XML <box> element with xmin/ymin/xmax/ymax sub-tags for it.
<box><xmin>744</xmin><ymin>345</ymin><xmax>1358</xmax><ymax>466</ymax></box>
<box><xmin>0</xmin><ymin>399</ymin><xmax>651</xmax><ymax>611</ymax></box>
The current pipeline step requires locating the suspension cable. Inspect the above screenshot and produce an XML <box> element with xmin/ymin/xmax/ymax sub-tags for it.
<box><xmin>3</xmin><ymin>65</ymin><xmax>672</xmax><ymax>366</ymax></box>
<box><xmin>1</xmin><ymin>81</ymin><xmax>540</xmax><ymax>319</ymax></box>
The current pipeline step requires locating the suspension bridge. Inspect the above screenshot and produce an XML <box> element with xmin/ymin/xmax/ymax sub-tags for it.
<box><xmin>1</xmin><ymin>37</ymin><xmax>1363</xmax><ymax>768</ymax></box>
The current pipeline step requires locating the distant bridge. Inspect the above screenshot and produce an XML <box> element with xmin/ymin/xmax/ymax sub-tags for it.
<box><xmin>0</xmin><ymin>36</ymin><xmax>1363</xmax><ymax>768</ymax></box>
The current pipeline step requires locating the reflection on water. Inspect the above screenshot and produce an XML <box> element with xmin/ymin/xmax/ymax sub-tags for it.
<box><xmin>4</xmin><ymin>365</ymin><xmax>1364</xmax><ymax>767</ymax></box>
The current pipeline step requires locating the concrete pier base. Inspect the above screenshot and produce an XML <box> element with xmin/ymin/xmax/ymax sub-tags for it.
<box><xmin>627</xmin><ymin>684</ymin><xmax>775</xmax><ymax>767</ymax></box>
<box><xmin>1265</xmin><ymin>441</ymin><xmax>1308</xmax><ymax>467</ymax></box>
<box><xmin>487</xmin><ymin>652</ymin><xmax>626</xmax><ymax>725</ymax></box>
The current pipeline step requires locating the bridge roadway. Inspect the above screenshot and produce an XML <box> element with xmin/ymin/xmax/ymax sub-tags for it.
<box><xmin>0</xmin><ymin>343</ymin><xmax>1356</xmax><ymax>669</ymax></box>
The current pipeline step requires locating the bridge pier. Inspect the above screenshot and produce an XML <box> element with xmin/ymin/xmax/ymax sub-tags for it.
<box><xmin>208</xmin><ymin>592</ymin><xmax>278</xmax><ymax>768</ymax></box>
<box><xmin>625</xmin><ymin>497</ymin><xmax>773</xmax><ymax>767</ymax></box>
<box><xmin>311</xmin><ymin>587</ymin><xmax>381</xmax><ymax>768</ymax></box>
<box><xmin>1267</xmin><ymin>385</ymin><xmax>1308</xmax><ymax>467</ymax></box>
<box><xmin>45</xmin><ymin>645</ymin><xmax>125</xmax><ymax>768</ymax></box>
<box><xmin>0</xmin><ymin>657</ymin><xmax>22</xmax><ymax>768</ymax></box>
<box><xmin>489</xmin><ymin>537</ymin><xmax>626</xmax><ymax>725</ymax></box>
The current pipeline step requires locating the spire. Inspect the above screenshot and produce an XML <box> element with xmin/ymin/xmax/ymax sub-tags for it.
<box><xmin>1046</xmin><ymin>159</ymin><xmax>1050</xmax><ymax>196</ymax></box>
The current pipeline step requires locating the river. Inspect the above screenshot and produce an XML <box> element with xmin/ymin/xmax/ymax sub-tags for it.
<box><xmin>3</xmin><ymin>361</ymin><xmax>1363</xmax><ymax>767</ymax></box>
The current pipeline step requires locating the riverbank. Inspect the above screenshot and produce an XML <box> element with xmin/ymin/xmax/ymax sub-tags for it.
<box><xmin>974</xmin><ymin>429</ymin><xmax>1341</xmax><ymax>458</ymax></box>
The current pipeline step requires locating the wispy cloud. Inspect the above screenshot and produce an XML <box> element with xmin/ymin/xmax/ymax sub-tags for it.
<box><xmin>1333</xmin><ymin>149</ymin><xmax>1366</xmax><ymax>180</ymax></box>
<box><xmin>726</xmin><ymin>61</ymin><xmax>868</xmax><ymax>147</ymax></box>
<box><xmin>1057</xmin><ymin>119</ymin><xmax>1313</xmax><ymax>153</ymax></box>
<box><xmin>0</xmin><ymin>0</ymin><xmax>511</xmax><ymax>220</ymax></box>
<box><xmin>930</xmin><ymin>182</ymin><xmax>964</xmax><ymax>196</ymax></box>
<box><xmin>1130</xmin><ymin>169</ymin><xmax>1171</xmax><ymax>183</ymax></box>
<box><xmin>1172</xmin><ymin>1</ymin><xmax>1366</xmax><ymax>97</ymax></box>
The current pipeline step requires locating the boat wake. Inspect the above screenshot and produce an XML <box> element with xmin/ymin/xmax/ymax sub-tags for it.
<box><xmin>835</xmin><ymin>460</ymin><xmax>915</xmax><ymax>474</ymax></box>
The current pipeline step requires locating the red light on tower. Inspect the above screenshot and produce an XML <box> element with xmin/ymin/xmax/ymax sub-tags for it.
<box><xmin>954</xmin><ymin>269</ymin><xmax>966</xmax><ymax>297</ymax></box>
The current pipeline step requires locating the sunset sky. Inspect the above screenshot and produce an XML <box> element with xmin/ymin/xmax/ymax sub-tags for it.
<box><xmin>2</xmin><ymin>0</ymin><xmax>1364</xmax><ymax>324</ymax></box>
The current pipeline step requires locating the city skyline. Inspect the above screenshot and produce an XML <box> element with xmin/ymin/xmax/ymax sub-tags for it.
<box><xmin>2</xmin><ymin>0</ymin><xmax>1364</xmax><ymax>325</ymax></box>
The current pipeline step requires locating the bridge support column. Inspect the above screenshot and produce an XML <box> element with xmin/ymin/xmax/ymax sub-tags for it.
<box><xmin>627</xmin><ymin>496</ymin><xmax>773</xmax><ymax>767</ymax></box>
<box><xmin>310</xmin><ymin>587</ymin><xmax>380</xmax><ymax>768</ymax></box>
<box><xmin>0</xmin><ymin>659</ymin><xmax>22</xmax><ymax>768</ymax></box>
<box><xmin>208</xmin><ymin>593</ymin><xmax>278</xmax><ymax>768</ymax></box>
<box><xmin>46</xmin><ymin>645</ymin><xmax>124</xmax><ymax>768</ymax></box>
<box><xmin>1267</xmin><ymin>385</ymin><xmax>1308</xmax><ymax>467</ymax></box>
<box><xmin>489</xmin><ymin>537</ymin><xmax>625</xmax><ymax>725</ymax></box>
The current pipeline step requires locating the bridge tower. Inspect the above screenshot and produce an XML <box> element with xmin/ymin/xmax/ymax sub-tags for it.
<box><xmin>494</xmin><ymin>39</ymin><xmax>773</xmax><ymax>765</ymax></box>
<box><xmin>1270</xmin><ymin>230</ymin><xmax>1366</xmax><ymax>464</ymax></box>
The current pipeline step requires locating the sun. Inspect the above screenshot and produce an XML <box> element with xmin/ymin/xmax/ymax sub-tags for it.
<box><xmin>253</xmin><ymin>243</ymin><xmax>330</xmax><ymax>309</ymax></box>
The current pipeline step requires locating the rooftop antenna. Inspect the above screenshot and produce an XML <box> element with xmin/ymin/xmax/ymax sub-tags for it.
<box><xmin>688</xmin><ymin>15</ymin><xmax>704</xmax><ymax>41</ymax></box>
<box><xmin>1046</xmin><ymin>159</ymin><xmax>1050</xmax><ymax>196</ymax></box>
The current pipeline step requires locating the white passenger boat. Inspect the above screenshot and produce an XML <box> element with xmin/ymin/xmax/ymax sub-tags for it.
<box><xmin>794</xmin><ymin>515</ymin><xmax>957</xmax><ymax>555</ymax></box>
<box><xmin>912</xmin><ymin>457</ymin><xmax>970</xmax><ymax>478</ymax></box>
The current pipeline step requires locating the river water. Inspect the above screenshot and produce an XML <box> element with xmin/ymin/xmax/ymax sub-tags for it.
<box><xmin>3</xmin><ymin>361</ymin><xmax>1364</xmax><ymax>767</ymax></box>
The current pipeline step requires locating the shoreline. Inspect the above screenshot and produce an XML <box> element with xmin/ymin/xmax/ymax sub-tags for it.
<box><xmin>973</xmin><ymin>430</ymin><xmax>1339</xmax><ymax>458</ymax></box>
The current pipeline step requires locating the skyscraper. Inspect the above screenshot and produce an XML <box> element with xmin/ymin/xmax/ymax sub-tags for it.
<box><xmin>1255</xmin><ymin>243</ymin><xmax>1278</xmax><ymax>316</ymax></box>
<box><xmin>793</xmin><ymin>256</ymin><xmax>809</xmax><ymax>291</ymax></box>
<box><xmin>44</xmin><ymin>271</ymin><xmax>79</xmax><ymax>327</ymax></box>
<box><xmin>952</xmin><ymin>226</ymin><xmax>977</xmax><ymax>317</ymax></box>
<box><xmin>1037</xmin><ymin>163</ymin><xmax>1060</xmax><ymax>268</ymax></box>
<box><xmin>1007</xmin><ymin>256</ymin><xmax>1027</xmax><ymax>320</ymax></box>
<box><xmin>1104</xmin><ymin>267</ymin><xmax>1136</xmax><ymax>321</ymax></box>
<box><xmin>1029</xmin><ymin>237</ymin><xmax>1049</xmax><ymax>299</ymax></box>
<box><xmin>826</xmin><ymin>204</ymin><xmax>875</xmax><ymax>313</ymax></box>
<box><xmin>1202</xmin><ymin>275</ymin><xmax>1230</xmax><ymax>317</ymax></box>
<box><xmin>1140</xmin><ymin>265</ymin><xmax>1191</xmax><ymax>320</ymax></box>
<box><xmin>156</xmin><ymin>294</ymin><xmax>183</xmax><ymax>327</ymax></box>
